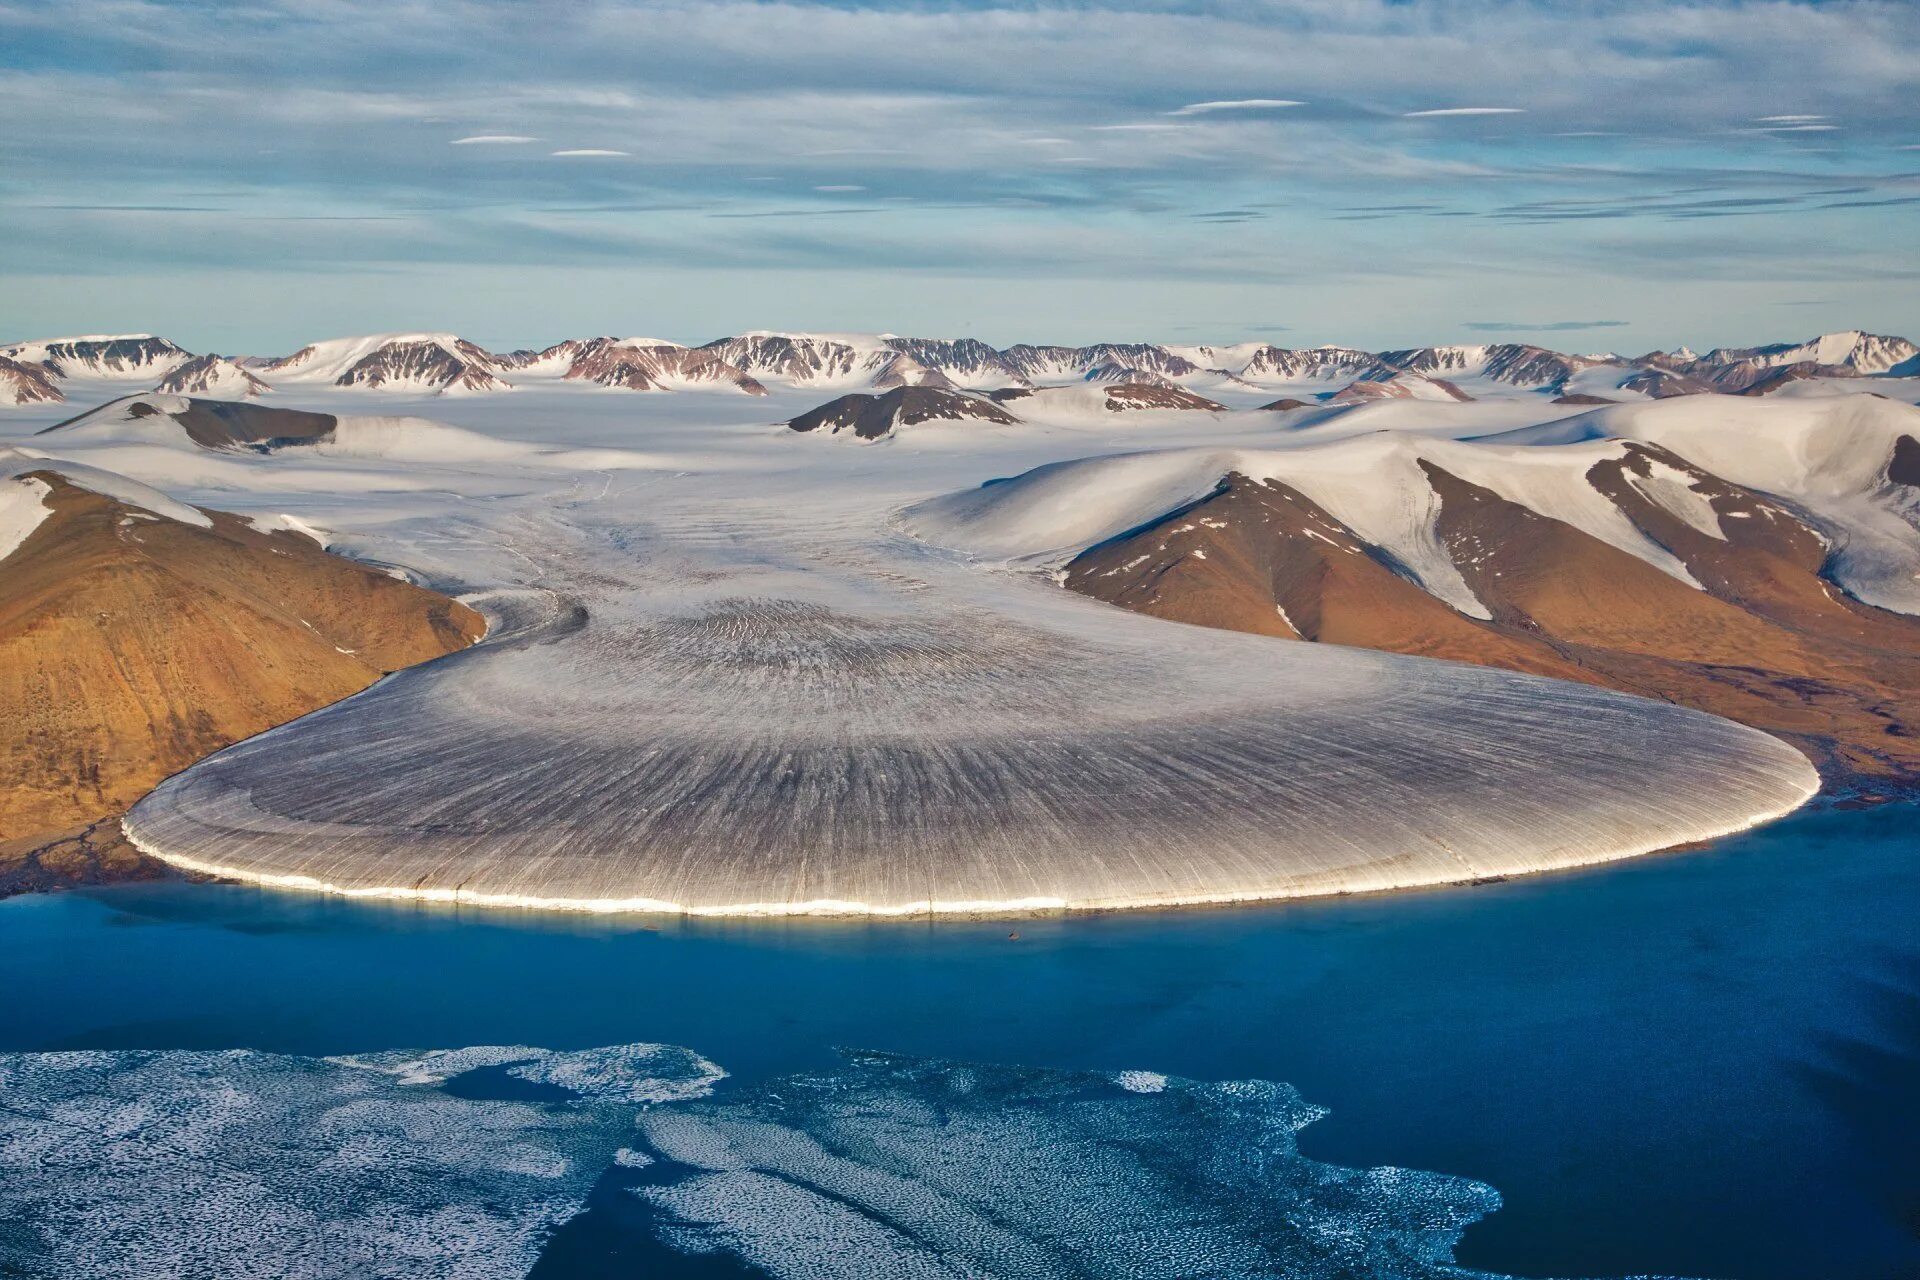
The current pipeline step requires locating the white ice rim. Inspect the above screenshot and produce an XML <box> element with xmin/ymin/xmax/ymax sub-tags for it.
<box><xmin>119</xmin><ymin>773</ymin><xmax>1817</xmax><ymax>920</ymax></box>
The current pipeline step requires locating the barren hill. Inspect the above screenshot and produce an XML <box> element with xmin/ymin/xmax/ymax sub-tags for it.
<box><xmin>0</xmin><ymin>461</ymin><xmax>483</xmax><ymax>892</ymax></box>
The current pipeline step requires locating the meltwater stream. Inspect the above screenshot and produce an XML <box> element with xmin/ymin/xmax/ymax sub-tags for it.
<box><xmin>3</xmin><ymin>801</ymin><xmax>1918</xmax><ymax>1279</ymax></box>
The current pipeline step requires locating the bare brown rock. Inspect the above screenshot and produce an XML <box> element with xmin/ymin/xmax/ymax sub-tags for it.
<box><xmin>0</xmin><ymin>474</ymin><xmax>484</xmax><ymax>893</ymax></box>
<box><xmin>787</xmin><ymin>386</ymin><xmax>1018</xmax><ymax>439</ymax></box>
<box><xmin>0</xmin><ymin>355</ymin><xmax>64</xmax><ymax>406</ymax></box>
<box><xmin>1102</xmin><ymin>383</ymin><xmax>1226</xmax><ymax>412</ymax></box>
<box><xmin>1065</xmin><ymin>474</ymin><xmax>1592</xmax><ymax>682</ymax></box>
<box><xmin>564</xmin><ymin>339</ymin><xmax>768</xmax><ymax>395</ymax></box>
<box><xmin>1068</xmin><ymin>457</ymin><xmax>1920</xmax><ymax>793</ymax></box>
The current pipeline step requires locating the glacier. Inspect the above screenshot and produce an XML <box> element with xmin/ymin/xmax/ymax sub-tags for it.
<box><xmin>7</xmin><ymin>380</ymin><xmax>1827</xmax><ymax>915</ymax></box>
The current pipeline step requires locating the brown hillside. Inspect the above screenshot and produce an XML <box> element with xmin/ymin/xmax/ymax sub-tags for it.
<box><xmin>1068</xmin><ymin>463</ymin><xmax>1920</xmax><ymax>793</ymax></box>
<box><xmin>0</xmin><ymin>474</ymin><xmax>484</xmax><ymax>892</ymax></box>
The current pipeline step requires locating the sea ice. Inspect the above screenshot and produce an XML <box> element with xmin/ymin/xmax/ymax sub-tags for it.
<box><xmin>0</xmin><ymin>1043</ymin><xmax>721</xmax><ymax>1279</ymax></box>
<box><xmin>627</xmin><ymin>1051</ymin><xmax>1538</xmax><ymax>1280</ymax></box>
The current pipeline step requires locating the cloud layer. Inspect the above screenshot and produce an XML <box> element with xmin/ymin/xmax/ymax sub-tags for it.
<box><xmin>1</xmin><ymin>0</ymin><xmax>1915</xmax><ymax>349</ymax></box>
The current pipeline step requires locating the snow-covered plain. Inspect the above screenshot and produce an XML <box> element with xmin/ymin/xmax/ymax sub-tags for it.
<box><xmin>1</xmin><ymin>376</ymin><xmax>1842</xmax><ymax>916</ymax></box>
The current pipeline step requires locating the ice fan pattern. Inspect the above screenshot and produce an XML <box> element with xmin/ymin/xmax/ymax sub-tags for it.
<box><xmin>121</xmin><ymin>481</ymin><xmax>1819</xmax><ymax>914</ymax></box>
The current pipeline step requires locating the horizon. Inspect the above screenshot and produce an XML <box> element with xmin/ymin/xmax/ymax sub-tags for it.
<box><xmin>3</xmin><ymin>322</ymin><xmax>1909</xmax><ymax>363</ymax></box>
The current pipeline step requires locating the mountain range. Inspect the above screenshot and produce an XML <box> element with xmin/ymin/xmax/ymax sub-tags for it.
<box><xmin>904</xmin><ymin>392</ymin><xmax>1920</xmax><ymax>792</ymax></box>
<box><xmin>3</xmin><ymin>329</ymin><xmax>1913</xmax><ymax>407</ymax></box>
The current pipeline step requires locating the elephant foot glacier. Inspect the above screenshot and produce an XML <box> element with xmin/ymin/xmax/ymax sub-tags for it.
<box><xmin>120</xmin><ymin>473</ymin><xmax>1819</xmax><ymax>916</ymax></box>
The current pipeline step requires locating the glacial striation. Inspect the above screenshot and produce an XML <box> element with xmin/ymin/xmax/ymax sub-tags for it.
<box><xmin>121</xmin><ymin>487</ymin><xmax>1818</xmax><ymax>914</ymax></box>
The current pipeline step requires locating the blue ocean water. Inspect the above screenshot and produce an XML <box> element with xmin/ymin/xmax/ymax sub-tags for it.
<box><xmin>3</xmin><ymin>801</ymin><xmax>1917</xmax><ymax>1279</ymax></box>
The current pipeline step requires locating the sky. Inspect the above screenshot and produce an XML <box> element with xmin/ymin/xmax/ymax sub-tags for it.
<box><xmin>1</xmin><ymin>0</ymin><xmax>1917</xmax><ymax>354</ymax></box>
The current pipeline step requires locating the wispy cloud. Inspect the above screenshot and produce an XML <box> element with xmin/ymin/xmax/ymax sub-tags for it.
<box><xmin>813</xmin><ymin>184</ymin><xmax>865</xmax><ymax>192</ymax></box>
<box><xmin>1463</xmin><ymin>319</ymin><xmax>1630</xmax><ymax>333</ymax></box>
<box><xmin>5</xmin><ymin>0</ymin><xmax>1917</xmax><ymax>348</ymax></box>
<box><xmin>1167</xmin><ymin>99</ymin><xmax>1305</xmax><ymax>117</ymax></box>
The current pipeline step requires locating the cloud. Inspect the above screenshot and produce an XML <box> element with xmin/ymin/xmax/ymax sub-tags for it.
<box><xmin>1463</xmin><ymin>320</ymin><xmax>1630</xmax><ymax>333</ymax></box>
<box><xmin>6</xmin><ymin>0</ymin><xmax>1918</xmax><ymax>346</ymax></box>
<box><xmin>1817</xmin><ymin>194</ymin><xmax>1920</xmax><ymax>209</ymax></box>
<box><xmin>1402</xmin><ymin>107</ymin><xmax>1526</xmax><ymax>118</ymax></box>
<box><xmin>813</xmin><ymin>184</ymin><xmax>866</xmax><ymax>192</ymax></box>
<box><xmin>1167</xmin><ymin>99</ymin><xmax>1305</xmax><ymax>117</ymax></box>
<box><xmin>706</xmin><ymin>207</ymin><xmax>889</xmax><ymax>219</ymax></box>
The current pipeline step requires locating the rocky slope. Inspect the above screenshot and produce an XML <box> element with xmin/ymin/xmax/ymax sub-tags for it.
<box><xmin>1329</xmin><ymin>373</ymin><xmax>1474</xmax><ymax>403</ymax></box>
<box><xmin>156</xmin><ymin>354</ymin><xmax>272</xmax><ymax>398</ymax></box>
<box><xmin>2</xmin><ymin>335</ymin><xmax>190</xmax><ymax>380</ymax></box>
<box><xmin>787</xmin><ymin>386</ymin><xmax>1016</xmax><ymax>439</ymax></box>
<box><xmin>912</xmin><ymin>396</ymin><xmax>1920</xmax><ymax>796</ymax></box>
<box><xmin>0</xmin><ymin>356</ymin><xmax>64</xmax><ymax>406</ymax></box>
<box><xmin>0</xmin><ymin>454</ymin><xmax>484</xmax><ymax>894</ymax></box>
<box><xmin>1062</xmin><ymin>445</ymin><xmax>1920</xmax><ymax>792</ymax></box>
<box><xmin>256</xmin><ymin>333</ymin><xmax>510</xmax><ymax>394</ymax></box>
<box><xmin>563</xmin><ymin>338</ymin><xmax>769</xmax><ymax>394</ymax></box>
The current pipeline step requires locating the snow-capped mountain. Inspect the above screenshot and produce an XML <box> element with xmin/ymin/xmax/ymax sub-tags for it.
<box><xmin>1237</xmin><ymin>345</ymin><xmax>1385</xmax><ymax>384</ymax></box>
<box><xmin>562</xmin><ymin>338</ymin><xmax>768</xmax><ymax>395</ymax></box>
<box><xmin>1081</xmin><ymin>361</ymin><xmax>1176</xmax><ymax>388</ymax></box>
<box><xmin>1000</xmin><ymin>343</ymin><xmax>1209</xmax><ymax>385</ymax></box>
<box><xmin>493</xmin><ymin>338</ymin><xmax>594</xmax><ymax>375</ymax></box>
<box><xmin>258</xmin><ymin>334</ymin><xmax>510</xmax><ymax>394</ymax></box>
<box><xmin>997</xmin><ymin>345</ymin><xmax>1098</xmax><ymax>384</ymax></box>
<box><xmin>882</xmin><ymin>338</ymin><xmax>1029</xmax><ymax>389</ymax></box>
<box><xmin>696</xmin><ymin>333</ymin><xmax>890</xmax><ymax>387</ymax></box>
<box><xmin>1620</xmin><ymin>368</ymin><xmax>1715</xmax><ymax>399</ymax></box>
<box><xmin>155</xmin><ymin>354</ymin><xmax>271</xmax><ymax>399</ymax></box>
<box><xmin>904</xmin><ymin>394</ymin><xmax>1920</xmax><ymax>784</ymax></box>
<box><xmin>0</xmin><ymin>335</ymin><xmax>190</xmax><ymax>381</ymax></box>
<box><xmin>1331</xmin><ymin>372</ymin><xmax>1474</xmax><ymax>403</ymax></box>
<box><xmin>1701</xmin><ymin>330</ymin><xmax>1917</xmax><ymax>375</ymax></box>
<box><xmin>1</xmin><ymin>327</ymin><xmax>1913</xmax><ymax>413</ymax></box>
<box><xmin>1374</xmin><ymin>343</ymin><xmax>1597</xmax><ymax>390</ymax></box>
<box><xmin>1165</xmin><ymin>341</ymin><xmax>1272</xmax><ymax>372</ymax></box>
<box><xmin>867</xmin><ymin>348</ymin><xmax>959</xmax><ymax>391</ymax></box>
<box><xmin>0</xmin><ymin>356</ymin><xmax>64</xmax><ymax>406</ymax></box>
